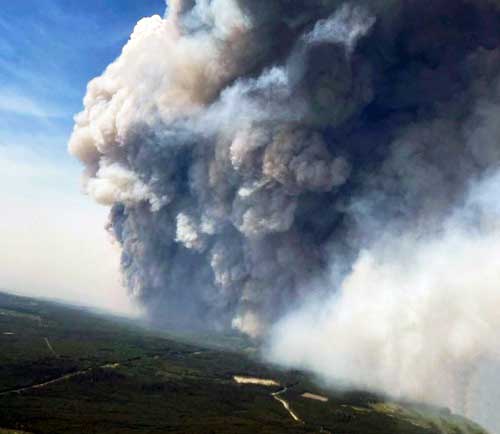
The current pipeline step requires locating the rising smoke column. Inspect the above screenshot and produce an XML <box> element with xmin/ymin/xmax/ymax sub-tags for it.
<box><xmin>70</xmin><ymin>0</ymin><xmax>500</xmax><ymax>428</ymax></box>
<box><xmin>70</xmin><ymin>0</ymin><xmax>379</xmax><ymax>334</ymax></box>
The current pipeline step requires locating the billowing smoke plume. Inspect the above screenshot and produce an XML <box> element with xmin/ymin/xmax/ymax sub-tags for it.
<box><xmin>268</xmin><ymin>172</ymin><xmax>500</xmax><ymax>430</ymax></box>
<box><xmin>70</xmin><ymin>0</ymin><xmax>500</xmax><ymax>430</ymax></box>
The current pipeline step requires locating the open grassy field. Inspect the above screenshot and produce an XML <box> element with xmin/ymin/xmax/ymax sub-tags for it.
<box><xmin>0</xmin><ymin>291</ymin><xmax>489</xmax><ymax>434</ymax></box>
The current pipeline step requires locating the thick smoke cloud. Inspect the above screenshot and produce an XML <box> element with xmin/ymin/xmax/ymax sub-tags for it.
<box><xmin>70</xmin><ymin>0</ymin><xmax>500</xmax><ymax>430</ymax></box>
<box><xmin>267</xmin><ymin>171</ymin><xmax>500</xmax><ymax>431</ymax></box>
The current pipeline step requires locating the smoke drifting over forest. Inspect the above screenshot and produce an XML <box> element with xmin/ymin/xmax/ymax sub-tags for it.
<box><xmin>70</xmin><ymin>0</ymin><xmax>500</xmax><ymax>430</ymax></box>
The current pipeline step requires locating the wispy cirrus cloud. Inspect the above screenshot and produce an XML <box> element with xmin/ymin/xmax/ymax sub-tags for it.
<box><xmin>0</xmin><ymin>88</ymin><xmax>64</xmax><ymax>119</ymax></box>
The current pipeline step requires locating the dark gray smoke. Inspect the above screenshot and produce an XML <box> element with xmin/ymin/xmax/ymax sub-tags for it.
<box><xmin>70</xmin><ymin>0</ymin><xmax>500</xmax><ymax>334</ymax></box>
<box><xmin>71</xmin><ymin>1</ymin><xmax>500</xmax><ymax>428</ymax></box>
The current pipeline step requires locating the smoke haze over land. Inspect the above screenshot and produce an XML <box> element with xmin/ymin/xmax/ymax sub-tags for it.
<box><xmin>70</xmin><ymin>0</ymin><xmax>500</xmax><ymax>431</ymax></box>
<box><xmin>267</xmin><ymin>171</ymin><xmax>500</xmax><ymax>430</ymax></box>
<box><xmin>0</xmin><ymin>146</ymin><xmax>134</xmax><ymax>315</ymax></box>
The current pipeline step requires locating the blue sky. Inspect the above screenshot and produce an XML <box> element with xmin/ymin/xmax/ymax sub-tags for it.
<box><xmin>0</xmin><ymin>0</ymin><xmax>165</xmax><ymax>313</ymax></box>
<box><xmin>0</xmin><ymin>0</ymin><xmax>164</xmax><ymax>162</ymax></box>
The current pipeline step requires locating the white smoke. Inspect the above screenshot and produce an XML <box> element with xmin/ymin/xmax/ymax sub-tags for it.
<box><xmin>305</xmin><ymin>3</ymin><xmax>376</xmax><ymax>53</ymax></box>
<box><xmin>267</xmin><ymin>170</ymin><xmax>500</xmax><ymax>433</ymax></box>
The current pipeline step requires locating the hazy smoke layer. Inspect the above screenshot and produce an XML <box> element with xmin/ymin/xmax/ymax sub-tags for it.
<box><xmin>70</xmin><ymin>0</ymin><xmax>500</xmax><ymax>429</ymax></box>
<box><xmin>268</xmin><ymin>172</ymin><xmax>500</xmax><ymax>430</ymax></box>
